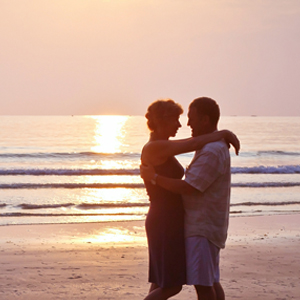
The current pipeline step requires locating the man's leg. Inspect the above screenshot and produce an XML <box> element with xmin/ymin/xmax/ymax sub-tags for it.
<box><xmin>186</xmin><ymin>237</ymin><xmax>224</xmax><ymax>300</ymax></box>
<box><xmin>194</xmin><ymin>283</ymin><xmax>224</xmax><ymax>300</ymax></box>
<box><xmin>213</xmin><ymin>282</ymin><xmax>225</xmax><ymax>300</ymax></box>
<box><xmin>194</xmin><ymin>285</ymin><xmax>217</xmax><ymax>300</ymax></box>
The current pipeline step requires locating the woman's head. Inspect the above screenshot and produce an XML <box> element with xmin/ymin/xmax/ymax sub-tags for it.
<box><xmin>145</xmin><ymin>99</ymin><xmax>183</xmax><ymax>133</ymax></box>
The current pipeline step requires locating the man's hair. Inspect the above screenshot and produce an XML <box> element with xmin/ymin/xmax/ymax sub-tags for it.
<box><xmin>189</xmin><ymin>97</ymin><xmax>220</xmax><ymax>127</ymax></box>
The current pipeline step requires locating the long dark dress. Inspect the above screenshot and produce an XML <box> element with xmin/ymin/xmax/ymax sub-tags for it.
<box><xmin>144</xmin><ymin>156</ymin><xmax>186</xmax><ymax>288</ymax></box>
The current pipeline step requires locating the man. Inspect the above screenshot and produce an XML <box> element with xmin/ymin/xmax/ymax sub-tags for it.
<box><xmin>141</xmin><ymin>97</ymin><xmax>233</xmax><ymax>300</ymax></box>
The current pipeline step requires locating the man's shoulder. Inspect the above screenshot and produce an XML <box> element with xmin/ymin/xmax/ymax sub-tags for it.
<box><xmin>191</xmin><ymin>140</ymin><xmax>229</xmax><ymax>166</ymax></box>
<box><xmin>202</xmin><ymin>140</ymin><xmax>228</xmax><ymax>154</ymax></box>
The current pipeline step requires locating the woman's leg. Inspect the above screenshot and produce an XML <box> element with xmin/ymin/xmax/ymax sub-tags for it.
<box><xmin>144</xmin><ymin>285</ymin><xmax>182</xmax><ymax>300</ymax></box>
<box><xmin>149</xmin><ymin>283</ymin><xmax>159</xmax><ymax>293</ymax></box>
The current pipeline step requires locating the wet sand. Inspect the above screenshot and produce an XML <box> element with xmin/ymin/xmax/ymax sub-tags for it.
<box><xmin>0</xmin><ymin>214</ymin><xmax>299</xmax><ymax>299</ymax></box>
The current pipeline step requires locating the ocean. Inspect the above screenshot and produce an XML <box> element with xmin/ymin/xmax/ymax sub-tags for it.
<box><xmin>1</xmin><ymin>115</ymin><xmax>300</xmax><ymax>226</ymax></box>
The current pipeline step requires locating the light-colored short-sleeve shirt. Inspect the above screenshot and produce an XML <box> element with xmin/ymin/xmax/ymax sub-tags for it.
<box><xmin>183</xmin><ymin>140</ymin><xmax>231</xmax><ymax>249</ymax></box>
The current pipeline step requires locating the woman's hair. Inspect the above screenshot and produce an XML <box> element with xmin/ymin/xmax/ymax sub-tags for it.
<box><xmin>145</xmin><ymin>99</ymin><xmax>183</xmax><ymax>131</ymax></box>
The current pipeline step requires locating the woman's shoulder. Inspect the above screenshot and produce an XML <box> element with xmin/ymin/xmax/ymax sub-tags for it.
<box><xmin>142</xmin><ymin>140</ymin><xmax>168</xmax><ymax>154</ymax></box>
<box><xmin>141</xmin><ymin>141</ymin><xmax>153</xmax><ymax>157</ymax></box>
<box><xmin>141</xmin><ymin>141</ymin><xmax>156</xmax><ymax>164</ymax></box>
<box><xmin>141</xmin><ymin>140</ymin><xmax>170</xmax><ymax>166</ymax></box>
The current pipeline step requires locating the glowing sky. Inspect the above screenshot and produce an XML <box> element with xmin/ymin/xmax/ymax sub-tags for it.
<box><xmin>1</xmin><ymin>0</ymin><xmax>299</xmax><ymax>116</ymax></box>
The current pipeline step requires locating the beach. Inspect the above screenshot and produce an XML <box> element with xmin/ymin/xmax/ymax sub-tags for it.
<box><xmin>0</xmin><ymin>214</ymin><xmax>299</xmax><ymax>300</ymax></box>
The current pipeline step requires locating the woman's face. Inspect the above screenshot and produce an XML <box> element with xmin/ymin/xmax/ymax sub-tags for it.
<box><xmin>159</xmin><ymin>114</ymin><xmax>182</xmax><ymax>138</ymax></box>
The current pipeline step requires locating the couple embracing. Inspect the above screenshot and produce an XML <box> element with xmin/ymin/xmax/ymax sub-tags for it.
<box><xmin>140</xmin><ymin>97</ymin><xmax>240</xmax><ymax>300</ymax></box>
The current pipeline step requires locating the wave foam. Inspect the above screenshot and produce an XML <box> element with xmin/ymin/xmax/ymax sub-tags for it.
<box><xmin>1</xmin><ymin>165</ymin><xmax>300</xmax><ymax>176</ymax></box>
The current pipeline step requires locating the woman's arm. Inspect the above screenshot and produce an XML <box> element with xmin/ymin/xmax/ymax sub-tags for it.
<box><xmin>142</xmin><ymin>130</ymin><xmax>240</xmax><ymax>165</ymax></box>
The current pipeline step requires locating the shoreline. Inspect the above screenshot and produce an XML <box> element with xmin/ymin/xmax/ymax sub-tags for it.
<box><xmin>1</xmin><ymin>210</ymin><xmax>299</xmax><ymax>227</ymax></box>
<box><xmin>0</xmin><ymin>214</ymin><xmax>299</xmax><ymax>299</ymax></box>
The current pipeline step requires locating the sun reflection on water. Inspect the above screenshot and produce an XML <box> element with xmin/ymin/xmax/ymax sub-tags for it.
<box><xmin>79</xmin><ymin>187</ymin><xmax>146</xmax><ymax>204</ymax></box>
<box><xmin>78</xmin><ymin>116</ymin><xmax>146</xmax><ymax>223</ymax></box>
<box><xmin>91</xmin><ymin>115</ymin><xmax>128</xmax><ymax>154</ymax></box>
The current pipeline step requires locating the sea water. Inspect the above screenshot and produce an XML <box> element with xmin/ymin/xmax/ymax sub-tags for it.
<box><xmin>0</xmin><ymin>115</ymin><xmax>300</xmax><ymax>225</ymax></box>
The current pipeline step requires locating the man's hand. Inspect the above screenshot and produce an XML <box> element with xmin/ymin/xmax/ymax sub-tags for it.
<box><xmin>140</xmin><ymin>163</ymin><xmax>197</xmax><ymax>194</ymax></box>
<box><xmin>140</xmin><ymin>164</ymin><xmax>156</xmax><ymax>181</ymax></box>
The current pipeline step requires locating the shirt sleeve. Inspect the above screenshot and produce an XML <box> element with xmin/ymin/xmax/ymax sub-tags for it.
<box><xmin>184</xmin><ymin>146</ymin><xmax>223</xmax><ymax>193</ymax></box>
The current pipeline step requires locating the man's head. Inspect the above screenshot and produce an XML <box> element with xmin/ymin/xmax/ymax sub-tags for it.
<box><xmin>187</xmin><ymin>97</ymin><xmax>220</xmax><ymax>137</ymax></box>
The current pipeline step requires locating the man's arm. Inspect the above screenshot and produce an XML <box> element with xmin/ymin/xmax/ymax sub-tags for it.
<box><xmin>140</xmin><ymin>164</ymin><xmax>197</xmax><ymax>195</ymax></box>
<box><xmin>156</xmin><ymin>174</ymin><xmax>197</xmax><ymax>194</ymax></box>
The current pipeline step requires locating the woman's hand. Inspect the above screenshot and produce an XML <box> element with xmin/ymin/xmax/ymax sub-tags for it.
<box><xmin>140</xmin><ymin>164</ymin><xmax>156</xmax><ymax>182</ymax></box>
<box><xmin>224</xmin><ymin>130</ymin><xmax>240</xmax><ymax>155</ymax></box>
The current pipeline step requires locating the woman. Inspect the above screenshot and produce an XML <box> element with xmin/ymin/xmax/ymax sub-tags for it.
<box><xmin>141</xmin><ymin>99</ymin><xmax>239</xmax><ymax>300</ymax></box>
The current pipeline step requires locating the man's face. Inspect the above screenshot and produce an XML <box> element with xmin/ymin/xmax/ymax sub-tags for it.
<box><xmin>187</xmin><ymin>106</ymin><xmax>206</xmax><ymax>137</ymax></box>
